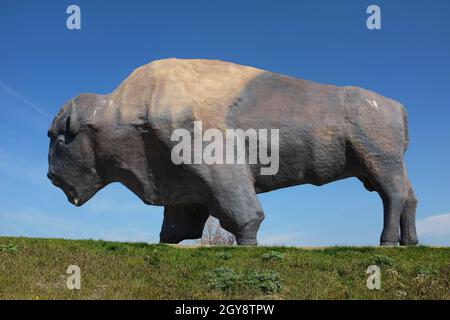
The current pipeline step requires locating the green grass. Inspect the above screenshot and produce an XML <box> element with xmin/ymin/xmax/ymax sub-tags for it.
<box><xmin>0</xmin><ymin>237</ymin><xmax>449</xmax><ymax>300</ymax></box>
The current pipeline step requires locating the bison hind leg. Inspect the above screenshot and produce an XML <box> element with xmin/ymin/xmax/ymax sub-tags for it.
<box><xmin>400</xmin><ymin>184</ymin><xmax>419</xmax><ymax>245</ymax></box>
<box><xmin>361</xmin><ymin>161</ymin><xmax>418</xmax><ymax>246</ymax></box>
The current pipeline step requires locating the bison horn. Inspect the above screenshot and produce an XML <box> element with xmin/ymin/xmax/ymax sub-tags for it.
<box><xmin>69</xmin><ymin>101</ymin><xmax>80</xmax><ymax>135</ymax></box>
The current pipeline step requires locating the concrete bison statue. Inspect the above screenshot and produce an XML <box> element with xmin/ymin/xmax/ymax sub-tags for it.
<box><xmin>47</xmin><ymin>58</ymin><xmax>418</xmax><ymax>246</ymax></box>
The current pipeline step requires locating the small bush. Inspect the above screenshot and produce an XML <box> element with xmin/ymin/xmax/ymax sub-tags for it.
<box><xmin>96</xmin><ymin>241</ymin><xmax>123</xmax><ymax>252</ymax></box>
<box><xmin>366</xmin><ymin>255</ymin><xmax>394</xmax><ymax>268</ymax></box>
<box><xmin>207</xmin><ymin>268</ymin><xmax>282</xmax><ymax>294</ymax></box>
<box><xmin>105</xmin><ymin>243</ymin><xmax>121</xmax><ymax>251</ymax></box>
<box><xmin>319</xmin><ymin>247</ymin><xmax>376</xmax><ymax>255</ymax></box>
<box><xmin>0</xmin><ymin>243</ymin><xmax>19</xmax><ymax>254</ymax></box>
<box><xmin>207</xmin><ymin>267</ymin><xmax>239</xmax><ymax>292</ymax></box>
<box><xmin>144</xmin><ymin>250</ymin><xmax>161</xmax><ymax>268</ymax></box>
<box><xmin>243</xmin><ymin>271</ymin><xmax>282</xmax><ymax>294</ymax></box>
<box><xmin>261</xmin><ymin>251</ymin><xmax>284</xmax><ymax>262</ymax></box>
<box><xmin>216</xmin><ymin>252</ymin><xmax>232</xmax><ymax>260</ymax></box>
<box><xmin>416</xmin><ymin>265</ymin><xmax>438</xmax><ymax>277</ymax></box>
<box><xmin>129</xmin><ymin>242</ymin><xmax>151</xmax><ymax>249</ymax></box>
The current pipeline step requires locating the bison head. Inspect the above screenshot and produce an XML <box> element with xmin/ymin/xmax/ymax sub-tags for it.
<box><xmin>47</xmin><ymin>94</ymin><xmax>104</xmax><ymax>206</ymax></box>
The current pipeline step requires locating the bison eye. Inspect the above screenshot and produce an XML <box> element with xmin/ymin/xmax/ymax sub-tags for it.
<box><xmin>57</xmin><ymin>134</ymin><xmax>65</xmax><ymax>144</ymax></box>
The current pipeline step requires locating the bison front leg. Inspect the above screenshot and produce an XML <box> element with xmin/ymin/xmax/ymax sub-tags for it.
<box><xmin>159</xmin><ymin>204</ymin><xmax>209</xmax><ymax>244</ymax></box>
<box><xmin>205</xmin><ymin>167</ymin><xmax>265</xmax><ymax>246</ymax></box>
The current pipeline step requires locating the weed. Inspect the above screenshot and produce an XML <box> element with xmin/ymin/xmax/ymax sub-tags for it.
<box><xmin>0</xmin><ymin>243</ymin><xmax>19</xmax><ymax>254</ymax></box>
<box><xmin>207</xmin><ymin>267</ymin><xmax>239</xmax><ymax>292</ymax></box>
<box><xmin>216</xmin><ymin>252</ymin><xmax>232</xmax><ymax>260</ymax></box>
<box><xmin>261</xmin><ymin>251</ymin><xmax>284</xmax><ymax>262</ymax></box>
<box><xmin>207</xmin><ymin>267</ymin><xmax>282</xmax><ymax>295</ymax></box>
<box><xmin>416</xmin><ymin>265</ymin><xmax>439</xmax><ymax>277</ymax></box>
<box><xmin>365</xmin><ymin>255</ymin><xmax>394</xmax><ymax>268</ymax></box>
<box><xmin>144</xmin><ymin>250</ymin><xmax>161</xmax><ymax>268</ymax></box>
<box><xmin>242</xmin><ymin>271</ymin><xmax>282</xmax><ymax>294</ymax></box>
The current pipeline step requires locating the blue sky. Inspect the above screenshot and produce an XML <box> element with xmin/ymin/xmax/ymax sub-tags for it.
<box><xmin>0</xmin><ymin>0</ymin><xmax>449</xmax><ymax>246</ymax></box>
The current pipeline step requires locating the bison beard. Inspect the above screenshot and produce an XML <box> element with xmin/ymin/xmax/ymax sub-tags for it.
<box><xmin>47</xmin><ymin>58</ymin><xmax>418</xmax><ymax>246</ymax></box>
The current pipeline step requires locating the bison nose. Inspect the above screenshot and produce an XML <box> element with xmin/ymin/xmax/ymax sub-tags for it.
<box><xmin>47</xmin><ymin>171</ymin><xmax>55</xmax><ymax>180</ymax></box>
<box><xmin>47</xmin><ymin>171</ymin><xmax>60</xmax><ymax>186</ymax></box>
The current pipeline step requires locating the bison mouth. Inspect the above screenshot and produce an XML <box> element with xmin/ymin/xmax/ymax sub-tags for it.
<box><xmin>60</xmin><ymin>185</ymin><xmax>83</xmax><ymax>207</ymax></box>
<box><xmin>52</xmin><ymin>180</ymin><xmax>91</xmax><ymax>207</ymax></box>
<box><xmin>48</xmin><ymin>172</ymin><xmax>102</xmax><ymax>207</ymax></box>
<box><xmin>68</xmin><ymin>192</ymin><xmax>82</xmax><ymax>207</ymax></box>
<box><xmin>66</xmin><ymin>188</ymin><xmax>98</xmax><ymax>207</ymax></box>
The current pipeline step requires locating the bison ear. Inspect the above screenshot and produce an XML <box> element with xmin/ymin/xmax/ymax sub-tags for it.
<box><xmin>69</xmin><ymin>101</ymin><xmax>80</xmax><ymax>135</ymax></box>
<box><xmin>47</xmin><ymin>125</ymin><xmax>53</xmax><ymax>138</ymax></box>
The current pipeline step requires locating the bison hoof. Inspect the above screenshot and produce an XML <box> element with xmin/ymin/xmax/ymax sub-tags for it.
<box><xmin>380</xmin><ymin>241</ymin><xmax>398</xmax><ymax>247</ymax></box>
<box><xmin>159</xmin><ymin>235</ymin><xmax>181</xmax><ymax>244</ymax></box>
<box><xmin>399</xmin><ymin>239</ymin><xmax>419</xmax><ymax>246</ymax></box>
<box><xmin>236</xmin><ymin>237</ymin><xmax>257</xmax><ymax>246</ymax></box>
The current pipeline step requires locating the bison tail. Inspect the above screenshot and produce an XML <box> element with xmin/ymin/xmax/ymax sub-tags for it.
<box><xmin>401</xmin><ymin>107</ymin><xmax>410</xmax><ymax>153</ymax></box>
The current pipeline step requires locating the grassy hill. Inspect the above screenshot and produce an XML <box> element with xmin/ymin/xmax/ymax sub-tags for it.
<box><xmin>0</xmin><ymin>237</ymin><xmax>449</xmax><ymax>300</ymax></box>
